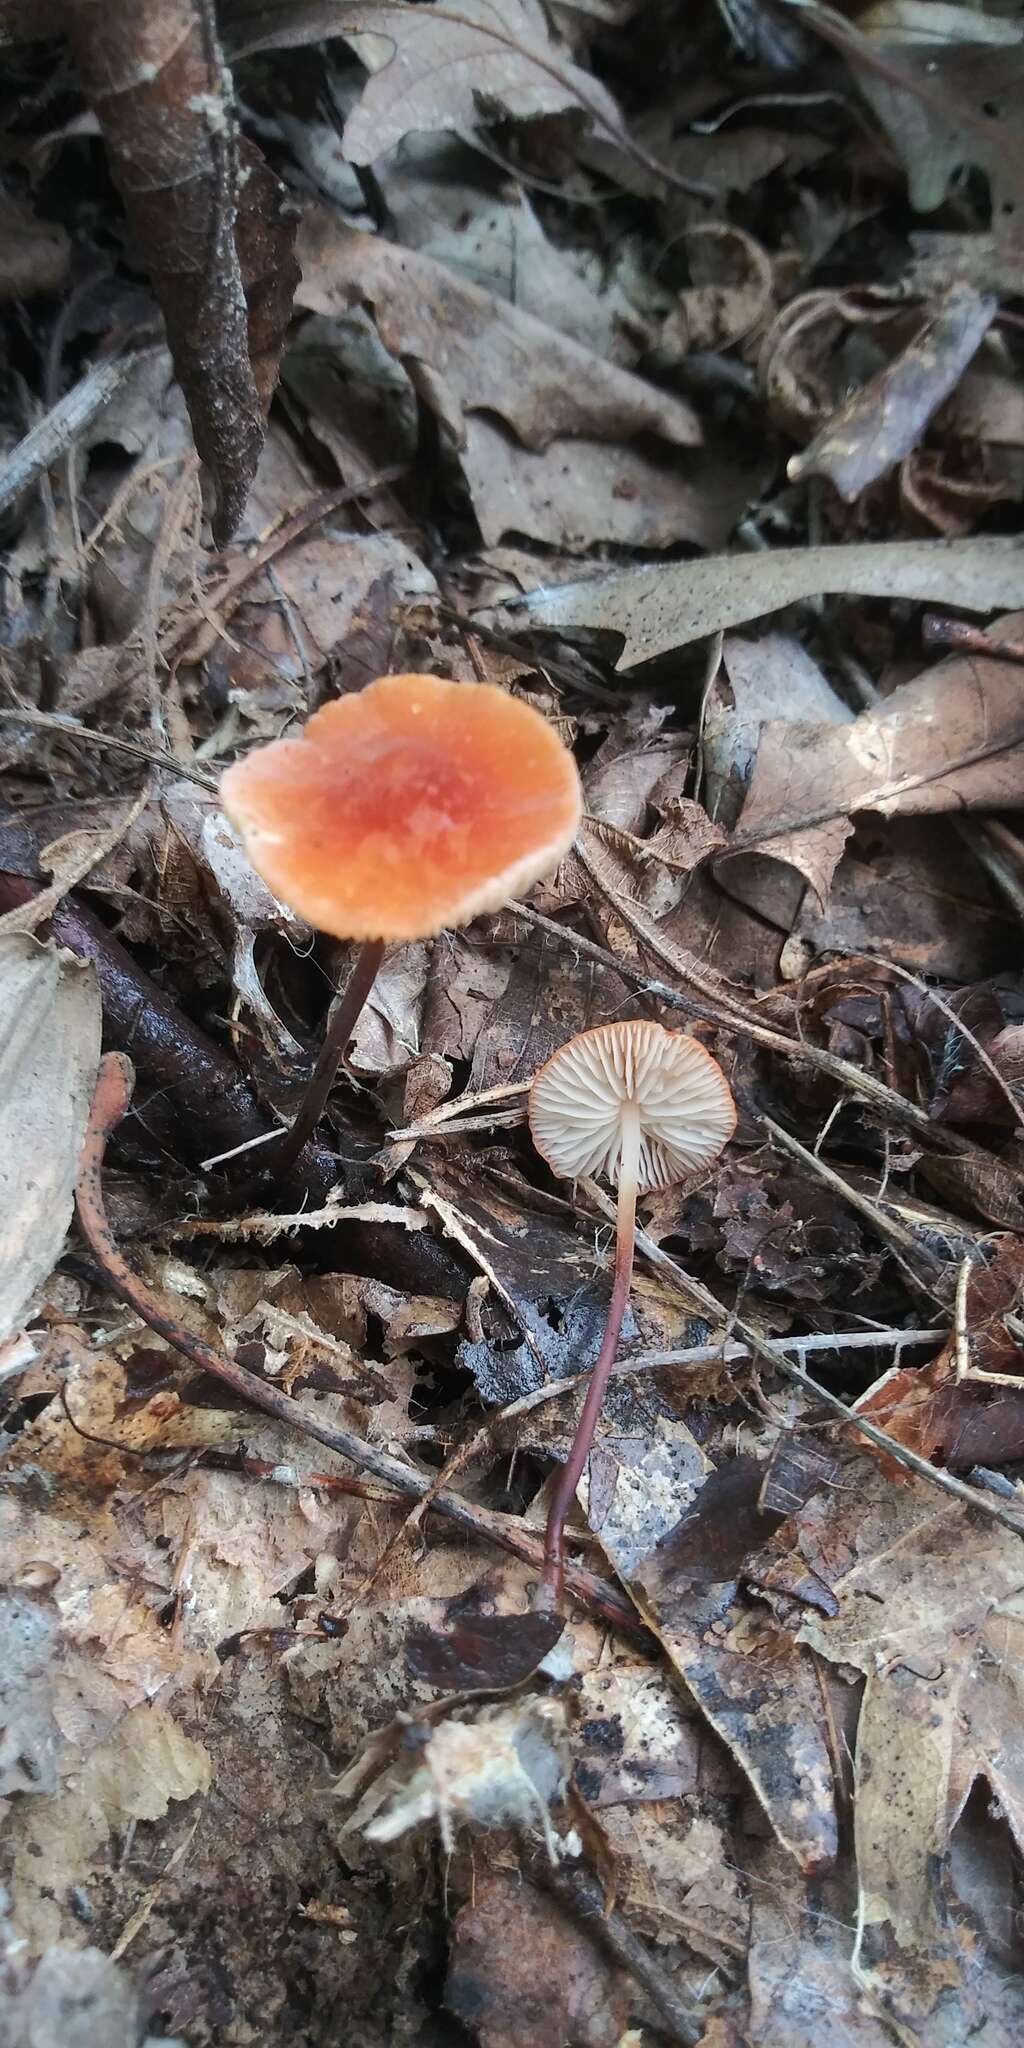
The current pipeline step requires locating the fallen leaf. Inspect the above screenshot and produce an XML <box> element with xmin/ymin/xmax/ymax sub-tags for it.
<box><xmin>578</xmin><ymin>1416</ymin><xmax>837</xmax><ymax>1872</ymax></box>
<box><xmin>512</xmin><ymin>536</ymin><xmax>1024</xmax><ymax>668</ymax></box>
<box><xmin>0</xmin><ymin>936</ymin><xmax>100</xmax><ymax>1341</ymax></box>
<box><xmin>446</xmin><ymin>1865</ymin><xmax>629</xmax><ymax>2048</ymax></box>
<box><xmin>793</xmin><ymin>1456</ymin><xmax>1024</xmax><ymax>2039</ymax></box>
<box><xmin>706</xmin><ymin>631</ymin><xmax>854</xmax><ymax>912</ymax></box>
<box><xmin>461</xmin><ymin>417</ymin><xmax>749</xmax><ymax>551</ymax></box>
<box><xmin>737</xmin><ymin>617</ymin><xmax>1024</xmax><ymax>858</ymax></box>
<box><xmin>336</xmin><ymin>0</ymin><xmax>632</xmax><ymax>167</ymax></box>
<box><xmin>846</xmin><ymin>2</ymin><xmax>1024</xmax><ymax>217</ymax></box>
<box><xmin>295</xmin><ymin>211</ymin><xmax>701</xmax><ymax>454</ymax></box>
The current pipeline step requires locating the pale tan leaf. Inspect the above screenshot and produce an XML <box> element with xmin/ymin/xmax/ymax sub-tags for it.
<box><xmin>0</xmin><ymin>937</ymin><xmax>100</xmax><ymax>1342</ymax></box>
<box><xmin>514</xmin><ymin>536</ymin><xmax>1024</xmax><ymax>669</ymax></box>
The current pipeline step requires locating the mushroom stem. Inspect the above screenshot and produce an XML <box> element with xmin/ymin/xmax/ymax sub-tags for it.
<box><xmin>540</xmin><ymin>1104</ymin><xmax>641</xmax><ymax>1611</ymax></box>
<box><xmin>257</xmin><ymin>938</ymin><xmax>386</xmax><ymax>1187</ymax></box>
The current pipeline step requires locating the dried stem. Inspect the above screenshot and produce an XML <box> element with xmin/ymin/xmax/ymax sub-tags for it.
<box><xmin>540</xmin><ymin>1107</ymin><xmax>640</xmax><ymax>1610</ymax></box>
<box><xmin>252</xmin><ymin>938</ymin><xmax>386</xmax><ymax>1188</ymax></box>
<box><xmin>75</xmin><ymin>1055</ymin><xmax>638</xmax><ymax>1634</ymax></box>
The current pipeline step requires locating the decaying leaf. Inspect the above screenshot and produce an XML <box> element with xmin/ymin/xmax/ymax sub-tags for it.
<box><xmin>791</xmin><ymin>1457</ymin><xmax>1024</xmax><ymax>2039</ymax></box>
<box><xmin>789</xmin><ymin>282</ymin><xmax>996</xmax><ymax>501</ymax></box>
<box><xmin>0</xmin><ymin>936</ymin><xmax>100</xmax><ymax>1341</ymax></box>
<box><xmin>845</xmin><ymin>2</ymin><xmax>1024</xmax><ymax>218</ymax></box>
<box><xmin>446</xmin><ymin>1866</ymin><xmax>630</xmax><ymax>2048</ymax></box>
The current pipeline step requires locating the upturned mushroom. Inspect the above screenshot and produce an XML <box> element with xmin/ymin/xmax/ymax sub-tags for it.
<box><xmin>528</xmin><ymin>1019</ymin><xmax>736</xmax><ymax>1609</ymax></box>
<box><xmin>220</xmin><ymin>672</ymin><xmax>582</xmax><ymax>1182</ymax></box>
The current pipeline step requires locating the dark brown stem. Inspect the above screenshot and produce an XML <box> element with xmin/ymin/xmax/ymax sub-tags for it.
<box><xmin>255</xmin><ymin>938</ymin><xmax>385</xmax><ymax>1187</ymax></box>
<box><xmin>540</xmin><ymin>1113</ymin><xmax>640</xmax><ymax>1611</ymax></box>
<box><xmin>524</xmin><ymin>1847</ymin><xmax>703</xmax><ymax>2047</ymax></box>
<box><xmin>75</xmin><ymin>1055</ymin><xmax>639</xmax><ymax>1635</ymax></box>
<box><xmin>921</xmin><ymin>614</ymin><xmax>1024</xmax><ymax>663</ymax></box>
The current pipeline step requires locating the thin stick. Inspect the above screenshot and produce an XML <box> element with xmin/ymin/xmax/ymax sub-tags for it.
<box><xmin>252</xmin><ymin>938</ymin><xmax>385</xmax><ymax>1187</ymax></box>
<box><xmin>493</xmin><ymin>1326</ymin><xmax>943</xmax><ymax>1428</ymax></box>
<box><xmin>540</xmin><ymin>1108</ymin><xmax>640</xmax><ymax>1609</ymax></box>
<box><xmin>75</xmin><ymin>1055</ymin><xmax>639</xmax><ymax>1635</ymax></box>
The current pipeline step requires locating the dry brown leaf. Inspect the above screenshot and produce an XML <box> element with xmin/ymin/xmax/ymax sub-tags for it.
<box><xmin>446</xmin><ymin>1866</ymin><xmax>629</xmax><ymax>2047</ymax></box>
<box><xmin>463</xmin><ymin>415</ymin><xmax>754</xmax><ymax>550</ymax></box>
<box><xmin>295</xmin><ymin>211</ymin><xmax>701</xmax><ymax>455</ymax></box>
<box><xmin>336</xmin><ymin>0</ymin><xmax>632</xmax><ymax>166</ymax></box>
<box><xmin>745</xmin><ymin>1839</ymin><xmax>893</xmax><ymax>2048</ymax></box>
<box><xmin>576</xmin><ymin>1417</ymin><xmax>836</xmax><ymax>1872</ymax></box>
<box><xmin>847</xmin><ymin>2</ymin><xmax>1024</xmax><ymax>218</ymax></box>
<box><xmin>706</xmin><ymin>632</ymin><xmax>854</xmax><ymax>913</ymax></box>
<box><xmin>514</xmin><ymin>535</ymin><xmax>1024</xmax><ymax>669</ymax></box>
<box><xmin>0</xmin><ymin>936</ymin><xmax>100</xmax><ymax>1341</ymax></box>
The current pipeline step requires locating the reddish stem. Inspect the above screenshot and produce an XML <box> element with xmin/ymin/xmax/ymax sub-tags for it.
<box><xmin>540</xmin><ymin>1109</ymin><xmax>640</xmax><ymax>1611</ymax></box>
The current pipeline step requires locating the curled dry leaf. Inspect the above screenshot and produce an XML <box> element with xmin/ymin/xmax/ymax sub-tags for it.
<box><xmin>789</xmin><ymin>282</ymin><xmax>996</xmax><ymax>502</ymax></box>
<box><xmin>737</xmin><ymin>612</ymin><xmax>1024</xmax><ymax>865</ymax></box>
<box><xmin>335</xmin><ymin>0</ymin><xmax>633</xmax><ymax>167</ymax></box>
<box><xmin>0</xmin><ymin>936</ymin><xmax>100</xmax><ymax>1342</ymax></box>
<box><xmin>64</xmin><ymin>0</ymin><xmax>298</xmax><ymax>544</ymax></box>
<box><xmin>513</xmin><ymin>535</ymin><xmax>1024</xmax><ymax>668</ymax></box>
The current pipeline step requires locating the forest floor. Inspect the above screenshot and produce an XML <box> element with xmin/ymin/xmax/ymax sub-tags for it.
<box><xmin>2</xmin><ymin>2</ymin><xmax>1024</xmax><ymax>2044</ymax></box>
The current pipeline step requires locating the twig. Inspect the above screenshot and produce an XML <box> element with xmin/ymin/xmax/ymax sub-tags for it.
<box><xmin>75</xmin><ymin>1055</ymin><xmax>640</xmax><ymax>1635</ymax></box>
<box><xmin>837</xmin><ymin>946</ymin><xmax>1024</xmax><ymax>1133</ymax></box>
<box><xmin>0</xmin><ymin>349</ymin><xmax>160</xmax><ymax>518</ymax></box>
<box><xmin>922</xmin><ymin>614</ymin><xmax>1024</xmax><ymax>663</ymax></box>
<box><xmin>490</xmin><ymin>1326</ymin><xmax>944</xmax><ymax>1428</ymax></box>
<box><xmin>760</xmin><ymin>1112</ymin><xmax>948</xmax><ymax>1307</ymax></box>
<box><xmin>0</xmin><ymin>707</ymin><xmax>221</xmax><ymax>792</ymax></box>
<box><xmin>165</xmin><ymin>467</ymin><xmax>408</xmax><ymax>668</ymax></box>
<box><xmin>524</xmin><ymin>1845</ymin><xmax>703</xmax><ymax>2047</ymax></box>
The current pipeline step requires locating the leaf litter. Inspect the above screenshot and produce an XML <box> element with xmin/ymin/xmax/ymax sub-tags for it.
<box><xmin>2</xmin><ymin>2</ymin><xmax>1024</xmax><ymax>2043</ymax></box>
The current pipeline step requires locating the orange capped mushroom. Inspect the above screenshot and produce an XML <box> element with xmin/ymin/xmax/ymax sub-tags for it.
<box><xmin>220</xmin><ymin>673</ymin><xmax>582</xmax><ymax>1186</ymax></box>
<box><xmin>220</xmin><ymin>672</ymin><xmax>582</xmax><ymax>944</ymax></box>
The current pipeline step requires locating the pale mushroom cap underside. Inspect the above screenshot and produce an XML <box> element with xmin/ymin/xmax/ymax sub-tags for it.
<box><xmin>528</xmin><ymin>1020</ymin><xmax>736</xmax><ymax>1192</ymax></box>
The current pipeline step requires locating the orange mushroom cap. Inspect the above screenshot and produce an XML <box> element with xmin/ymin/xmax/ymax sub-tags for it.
<box><xmin>219</xmin><ymin>673</ymin><xmax>582</xmax><ymax>943</ymax></box>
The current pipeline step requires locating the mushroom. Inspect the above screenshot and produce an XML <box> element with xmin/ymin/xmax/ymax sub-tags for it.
<box><xmin>528</xmin><ymin>1019</ymin><xmax>736</xmax><ymax>1609</ymax></box>
<box><xmin>220</xmin><ymin>672</ymin><xmax>581</xmax><ymax>1183</ymax></box>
